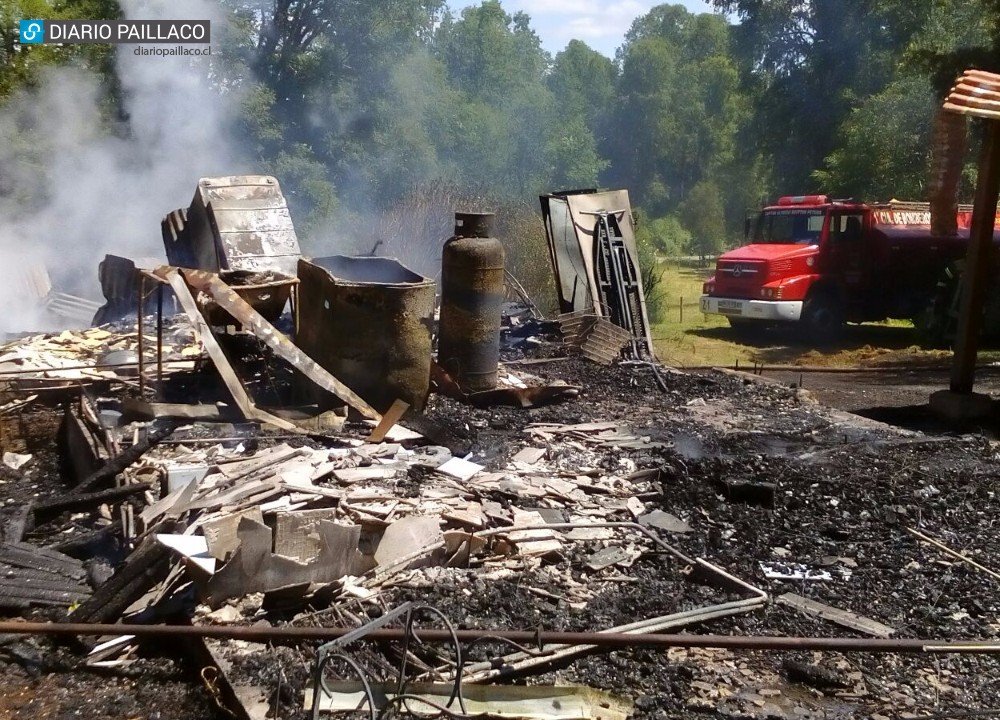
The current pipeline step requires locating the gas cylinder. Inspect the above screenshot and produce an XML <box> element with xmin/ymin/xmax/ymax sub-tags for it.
<box><xmin>437</xmin><ymin>212</ymin><xmax>505</xmax><ymax>392</ymax></box>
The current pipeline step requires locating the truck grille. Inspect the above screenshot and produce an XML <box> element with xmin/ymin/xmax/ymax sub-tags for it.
<box><xmin>716</xmin><ymin>260</ymin><xmax>766</xmax><ymax>296</ymax></box>
<box><xmin>768</xmin><ymin>259</ymin><xmax>792</xmax><ymax>279</ymax></box>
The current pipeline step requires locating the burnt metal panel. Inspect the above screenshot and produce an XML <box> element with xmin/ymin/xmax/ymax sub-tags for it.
<box><xmin>540</xmin><ymin>189</ymin><xmax>655</xmax><ymax>360</ymax></box>
<box><xmin>92</xmin><ymin>255</ymin><xmax>164</xmax><ymax>326</ymax></box>
<box><xmin>296</xmin><ymin>256</ymin><xmax>436</xmax><ymax>413</ymax></box>
<box><xmin>161</xmin><ymin>176</ymin><xmax>301</xmax><ymax>277</ymax></box>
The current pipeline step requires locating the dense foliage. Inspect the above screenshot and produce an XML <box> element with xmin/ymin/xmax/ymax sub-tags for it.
<box><xmin>2</xmin><ymin>0</ymin><xmax>999</xmax><ymax>266</ymax></box>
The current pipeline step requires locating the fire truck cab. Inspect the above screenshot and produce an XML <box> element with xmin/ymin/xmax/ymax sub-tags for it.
<box><xmin>699</xmin><ymin>195</ymin><xmax>982</xmax><ymax>343</ymax></box>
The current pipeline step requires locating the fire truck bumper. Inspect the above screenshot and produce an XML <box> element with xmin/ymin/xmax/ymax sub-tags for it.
<box><xmin>699</xmin><ymin>296</ymin><xmax>803</xmax><ymax>322</ymax></box>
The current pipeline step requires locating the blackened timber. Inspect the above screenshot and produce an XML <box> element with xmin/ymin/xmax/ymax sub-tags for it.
<box><xmin>0</xmin><ymin>586</ymin><xmax>88</xmax><ymax>609</ymax></box>
<box><xmin>158</xmin><ymin>267</ymin><xmax>301</xmax><ymax>433</ymax></box>
<box><xmin>950</xmin><ymin>121</ymin><xmax>1000</xmax><ymax>393</ymax></box>
<box><xmin>34</xmin><ymin>482</ymin><xmax>153</xmax><ymax>520</ymax></box>
<box><xmin>0</xmin><ymin>575</ymin><xmax>89</xmax><ymax>610</ymax></box>
<box><xmin>72</xmin><ymin>425</ymin><xmax>174</xmax><ymax>494</ymax></box>
<box><xmin>45</xmin><ymin>521</ymin><xmax>122</xmax><ymax>559</ymax></box>
<box><xmin>180</xmin><ymin>269</ymin><xmax>381</xmax><ymax>420</ymax></box>
<box><xmin>65</xmin><ymin>528</ymin><xmax>173</xmax><ymax>625</ymax></box>
<box><xmin>1</xmin><ymin>504</ymin><xmax>34</xmax><ymax>544</ymax></box>
<box><xmin>0</xmin><ymin>543</ymin><xmax>85</xmax><ymax>580</ymax></box>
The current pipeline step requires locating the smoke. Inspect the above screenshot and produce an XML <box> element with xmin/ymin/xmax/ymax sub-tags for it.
<box><xmin>0</xmin><ymin>0</ymin><xmax>245</xmax><ymax>335</ymax></box>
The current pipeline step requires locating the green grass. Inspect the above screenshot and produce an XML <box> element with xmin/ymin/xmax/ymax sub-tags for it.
<box><xmin>644</xmin><ymin>258</ymin><xmax>1000</xmax><ymax>368</ymax></box>
<box><xmin>646</xmin><ymin>260</ymin><xmax>760</xmax><ymax>367</ymax></box>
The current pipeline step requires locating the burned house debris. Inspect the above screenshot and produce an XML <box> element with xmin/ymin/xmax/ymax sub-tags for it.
<box><xmin>2</xmin><ymin>171</ymin><xmax>1000</xmax><ymax>720</ymax></box>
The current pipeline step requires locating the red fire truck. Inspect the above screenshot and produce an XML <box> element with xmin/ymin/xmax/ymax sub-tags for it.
<box><xmin>699</xmin><ymin>194</ymin><xmax>1000</xmax><ymax>345</ymax></box>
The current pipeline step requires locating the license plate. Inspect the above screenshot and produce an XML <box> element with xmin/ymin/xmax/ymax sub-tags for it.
<box><xmin>717</xmin><ymin>300</ymin><xmax>743</xmax><ymax>314</ymax></box>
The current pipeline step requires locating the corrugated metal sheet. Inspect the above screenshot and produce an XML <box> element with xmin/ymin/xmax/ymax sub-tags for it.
<box><xmin>9</xmin><ymin>260</ymin><xmax>52</xmax><ymax>299</ymax></box>
<box><xmin>161</xmin><ymin>176</ymin><xmax>301</xmax><ymax>277</ymax></box>
<box><xmin>557</xmin><ymin>310</ymin><xmax>632</xmax><ymax>365</ymax></box>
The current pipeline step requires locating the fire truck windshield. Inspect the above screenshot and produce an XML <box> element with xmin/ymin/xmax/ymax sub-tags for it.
<box><xmin>752</xmin><ymin>209</ymin><xmax>824</xmax><ymax>245</ymax></box>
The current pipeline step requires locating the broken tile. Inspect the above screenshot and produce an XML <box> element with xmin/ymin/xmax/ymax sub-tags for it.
<box><xmin>638</xmin><ymin>510</ymin><xmax>692</xmax><ymax>534</ymax></box>
<box><xmin>512</xmin><ymin>447</ymin><xmax>546</xmax><ymax>465</ymax></box>
<box><xmin>437</xmin><ymin>457</ymin><xmax>484</xmax><ymax>482</ymax></box>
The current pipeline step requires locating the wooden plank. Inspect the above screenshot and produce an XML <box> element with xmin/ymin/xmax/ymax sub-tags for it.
<box><xmin>159</xmin><ymin>268</ymin><xmax>300</xmax><ymax>433</ymax></box>
<box><xmin>367</xmin><ymin>399</ymin><xmax>410</xmax><ymax>442</ymax></box>
<box><xmin>776</xmin><ymin>592</ymin><xmax>895</xmax><ymax>638</ymax></box>
<box><xmin>181</xmin><ymin>269</ymin><xmax>381</xmax><ymax>421</ymax></box>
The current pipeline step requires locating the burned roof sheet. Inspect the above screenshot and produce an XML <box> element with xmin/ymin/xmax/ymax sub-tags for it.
<box><xmin>162</xmin><ymin>175</ymin><xmax>300</xmax><ymax>277</ymax></box>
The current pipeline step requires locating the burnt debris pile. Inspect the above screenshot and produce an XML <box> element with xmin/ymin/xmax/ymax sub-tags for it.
<box><xmin>1</xmin><ymin>179</ymin><xmax>999</xmax><ymax>719</ymax></box>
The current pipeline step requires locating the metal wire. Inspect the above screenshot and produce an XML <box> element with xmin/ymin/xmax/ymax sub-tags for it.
<box><xmin>399</xmin><ymin>605</ymin><xmax>466</xmax><ymax>715</ymax></box>
<box><xmin>312</xmin><ymin>651</ymin><xmax>377</xmax><ymax>720</ymax></box>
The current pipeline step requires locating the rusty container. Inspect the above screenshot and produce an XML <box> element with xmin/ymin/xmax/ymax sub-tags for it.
<box><xmin>437</xmin><ymin>212</ymin><xmax>505</xmax><ymax>392</ymax></box>
<box><xmin>296</xmin><ymin>256</ymin><xmax>436</xmax><ymax>413</ymax></box>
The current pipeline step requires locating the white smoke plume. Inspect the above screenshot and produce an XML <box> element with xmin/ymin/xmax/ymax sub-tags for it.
<box><xmin>0</xmin><ymin>0</ymin><xmax>245</xmax><ymax>335</ymax></box>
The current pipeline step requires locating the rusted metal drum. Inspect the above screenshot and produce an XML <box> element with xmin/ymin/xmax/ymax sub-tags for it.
<box><xmin>296</xmin><ymin>256</ymin><xmax>436</xmax><ymax>413</ymax></box>
<box><xmin>437</xmin><ymin>212</ymin><xmax>505</xmax><ymax>392</ymax></box>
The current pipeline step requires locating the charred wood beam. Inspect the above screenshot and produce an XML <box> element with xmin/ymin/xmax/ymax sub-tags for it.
<box><xmin>0</xmin><ymin>580</ymin><xmax>89</xmax><ymax>609</ymax></box>
<box><xmin>45</xmin><ymin>521</ymin><xmax>123</xmax><ymax>559</ymax></box>
<box><xmin>2</xmin><ymin>504</ymin><xmax>34</xmax><ymax>544</ymax></box>
<box><xmin>158</xmin><ymin>268</ymin><xmax>301</xmax><ymax>433</ymax></box>
<box><xmin>180</xmin><ymin>269</ymin><xmax>380</xmax><ymax>421</ymax></box>
<box><xmin>0</xmin><ymin>542</ymin><xmax>85</xmax><ymax>580</ymax></box>
<box><xmin>72</xmin><ymin>425</ymin><xmax>174</xmax><ymax>495</ymax></box>
<box><xmin>34</xmin><ymin>482</ymin><xmax>153</xmax><ymax>521</ymax></box>
<box><xmin>65</xmin><ymin>528</ymin><xmax>174</xmax><ymax>625</ymax></box>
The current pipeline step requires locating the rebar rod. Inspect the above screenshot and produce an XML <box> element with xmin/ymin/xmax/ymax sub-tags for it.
<box><xmin>0</xmin><ymin>621</ymin><xmax>999</xmax><ymax>654</ymax></box>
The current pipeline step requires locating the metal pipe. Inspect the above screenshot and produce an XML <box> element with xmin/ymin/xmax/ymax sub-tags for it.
<box><xmin>1</xmin><ymin>621</ymin><xmax>999</xmax><ymax>654</ymax></box>
<box><xmin>138</xmin><ymin>274</ymin><xmax>146</xmax><ymax>396</ymax></box>
<box><xmin>459</xmin><ymin>596</ymin><xmax>764</xmax><ymax>683</ymax></box>
<box><xmin>157</xmin><ymin>283</ymin><xmax>164</xmax><ymax>396</ymax></box>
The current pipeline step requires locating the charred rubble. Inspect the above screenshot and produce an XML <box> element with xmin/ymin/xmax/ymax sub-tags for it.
<box><xmin>0</xmin><ymin>179</ymin><xmax>999</xmax><ymax>720</ymax></box>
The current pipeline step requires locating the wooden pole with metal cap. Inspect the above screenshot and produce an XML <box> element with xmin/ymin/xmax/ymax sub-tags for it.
<box><xmin>942</xmin><ymin>70</ymin><xmax>1000</xmax><ymax>397</ymax></box>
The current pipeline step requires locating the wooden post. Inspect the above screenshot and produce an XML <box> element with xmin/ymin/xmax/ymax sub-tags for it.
<box><xmin>137</xmin><ymin>274</ymin><xmax>145</xmax><ymax>397</ymax></box>
<box><xmin>156</xmin><ymin>281</ymin><xmax>164</xmax><ymax>397</ymax></box>
<box><xmin>936</xmin><ymin>69</ymin><xmax>1000</xmax><ymax>397</ymax></box>
<box><xmin>679</xmin><ymin>296</ymin><xmax>684</xmax><ymax>324</ymax></box>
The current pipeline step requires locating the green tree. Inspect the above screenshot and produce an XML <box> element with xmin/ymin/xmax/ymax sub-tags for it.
<box><xmin>1</xmin><ymin>0</ymin><xmax>121</xmax><ymax>99</ymax></box>
<box><xmin>608</xmin><ymin>5</ymin><xmax>741</xmax><ymax>217</ymax></box>
<box><xmin>713</xmin><ymin>0</ymin><xmax>932</xmax><ymax>192</ymax></box>
<box><xmin>679</xmin><ymin>179</ymin><xmax>726</xmax><ymax>264</ymax></box>
<box><xmin>635</xmin><ymin>212</ymin><xmax>691</xmax><ymax>257</ymax></box>
<box><xmin>546</xmin><ymin>40</ymin><xmax>614</xmax><ymax>188</ymax></box>
<box><xmin>222</xmin><ymin>0</ymin><xmax>449</xmax><ymax>219</ymax></box>
<box><xmin>811</xmin><ymin>0</ymin><xmax>1000</xmax><ymax>202</ymax></box>
<box><xmin>813</xmin><ymin>76</ymin><xmax>936</xmax><ymax>200</ymax></box>
<box><xmin>431</xmin><ymin>1</ymin><xmax>557</xmax><ymax>196</ymax></box>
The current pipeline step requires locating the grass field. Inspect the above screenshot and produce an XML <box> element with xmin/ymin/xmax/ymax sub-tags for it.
<box><xmin>646</xmin><ymin>259</ymin><xmax>999</xmax><ymax>368</ymax></box>
<box><xmin>646</xmin><ymin>260</ymin><xmax>748</xmax><ymax>367</ymax></box>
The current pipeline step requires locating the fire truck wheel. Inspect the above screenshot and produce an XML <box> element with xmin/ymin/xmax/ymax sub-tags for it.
<box><xmin>914</xmin><ymin>261</ymin><xmax>962</xmax><ymax>349</ymax></box>
<box><xmin>801</xmin><ymin>294</ymin><xmax>843</xmax><ymax>345</ymax></box>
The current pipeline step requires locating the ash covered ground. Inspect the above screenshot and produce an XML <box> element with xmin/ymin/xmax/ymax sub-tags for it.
<box><xmin>2</xmin><ymin>355</ymin><xmax>1000</xmax><ymax>719</ymax></box>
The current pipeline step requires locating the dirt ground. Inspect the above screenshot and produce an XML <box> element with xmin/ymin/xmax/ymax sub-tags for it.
<box><xmin>3</xmin><ymin>344</ymin><xmax>1000</xmax><ymax>719</ymax></box>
